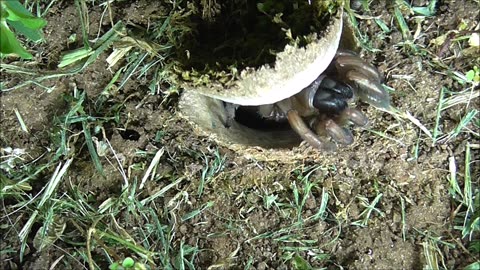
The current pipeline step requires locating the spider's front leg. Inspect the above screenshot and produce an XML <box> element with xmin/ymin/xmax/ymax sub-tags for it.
<box><xmin>276</xmin><ymin>74</ymin><xmax>368</xmax><ymax>150</ymax></box>
<box><xmin>309</xmin><ymin>76</ymin><xmax>369</xmax><ymax>145</ymax></box>
<box><xmin>334</xmin><ymin>50</ymin><xmax>391</xmax><ymax>110</ymax></box>
<box><xmin>276</xmin><ymin>97</ymin><xmax>337</xmax><ymax>151</ymax></box>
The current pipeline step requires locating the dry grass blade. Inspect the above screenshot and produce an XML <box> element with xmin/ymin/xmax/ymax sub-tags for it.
<box><xmin>140</xmin><ymin>148</ymin><xmax>165</xmax><ymax>189</ymax></box>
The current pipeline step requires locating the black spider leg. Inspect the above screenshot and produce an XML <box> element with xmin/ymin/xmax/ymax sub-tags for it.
<box><xmin>312</xmin><ymin>76</ymin><xmax>353</xmax><ymax>116</ymax></box>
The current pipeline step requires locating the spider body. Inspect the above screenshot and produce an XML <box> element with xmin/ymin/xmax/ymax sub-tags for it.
<box><xmin>227</xmin><ymin>50</ymin><xmax>389</xmax><ymax>151</ymax></box>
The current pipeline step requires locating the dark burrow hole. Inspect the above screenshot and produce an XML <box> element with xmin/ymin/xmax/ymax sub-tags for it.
<box><xmin>119</xmin><ymin>129</ymin><xmax>141</xmax><ymax>141</ymax></box>
<box><xmin>180</xmin><ymin>91</ymin><xmax>307</xmax><ymax>150</ymax></box>
<box><xmin>230</xmin><ymin>104</ymin><xmax>304</xmax><ymax>148</ymax></box>
<box><xmin>234</xmin><ymin>106</ymin><xmax>292</xmax><ymax>131</ymax></box>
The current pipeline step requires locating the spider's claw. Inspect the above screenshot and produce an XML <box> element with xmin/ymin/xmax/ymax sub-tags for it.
<box><xmin>342</xmin><ymin>108</ymin><xmax>369</xmax><ymax>127</ymax></box>
<box><xmin>286</xmin><ymin>110</ymin><xmax>336</xmax><ymax>151</ymax></box>
<box><xmin>318</xmin><ymin>77</ymin><xmax>354</xmax><ymax>99</ymax></box>
<box><xmin>316</xmin><ymin>119</ymin><xmax>354</xmax><ymax>145</ymax></box>
<box><xmin>277</xmin><ymin>51</ymin><xmax>388</xmax><ymax>150</ymax></box>
<box><xmin>345</xmin><ymin>70</ymin><xmax>390</xmax><ymax>110</ymax></box>
<box><xmin>335</xmin><ymin>53</ymin><xmax>383</xmax><ymax>83</ymax></box>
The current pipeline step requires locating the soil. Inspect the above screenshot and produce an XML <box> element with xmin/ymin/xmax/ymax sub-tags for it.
<box><xmin>1</xmin><ymin>1</ymin><xmax>479</xmax><ymax>270</ymax></box>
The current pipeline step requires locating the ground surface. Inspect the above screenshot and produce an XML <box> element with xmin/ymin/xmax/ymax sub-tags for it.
<box><xmin>1</xmin><ymin>1</ymin><xmax>479</xmax><ymax>270</ymax></box>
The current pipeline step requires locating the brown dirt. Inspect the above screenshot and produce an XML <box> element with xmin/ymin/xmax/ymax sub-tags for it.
<box><xmin>1</xmin><ymin>1</ymin><xmax>479</xmax><ymax>270</ymax></box>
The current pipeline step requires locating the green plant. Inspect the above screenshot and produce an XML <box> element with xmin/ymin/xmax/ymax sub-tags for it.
<box><xmin>0</xmin><ymin>0</ymin><xmax>46</xmax><ymax>59</ymax></box>
<box><xmin>109</xmin><ymin>257</ymin><xmax>147</xmax><ymax>270</ymax></box>
<box><xmin>466</xmin><ymin>66</ymin><xmax>480</xmax><ymax>83</ymax></box>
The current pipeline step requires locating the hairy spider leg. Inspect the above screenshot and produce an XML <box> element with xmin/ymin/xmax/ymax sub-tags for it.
<box><xmin>345</xmin><ymin>69</ymin><xmax>390</xmax><ymax>110</ymax></box>
<box><xmin>314</xmin><ymin>118</ymin><xmax>354</xmax><ymax>145</ymax></box>
<box><xmin>287</xmin><ymin>110</ymin><xmax>337</xmax><ymax>151</ymax></box>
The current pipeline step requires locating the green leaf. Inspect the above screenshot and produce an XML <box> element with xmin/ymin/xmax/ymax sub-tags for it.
<box><xmin>58</xmin><ymin>47</ymin><xmax>94</xmax><ymax>68</ymax></box>
<box><xmin>6</xmin><ymin>15</ymin><xmax>46</xmax><ymax>29</ymax></box>
<box><xmin>9</xmin><ymin>19</ymin><xmax>43</xmax><ymax>42</ymax></box>
<box><xmin>466</xmin><ymin>70</ymin><xmax>475</xmax><ymax>82</ymax></box>
<box><xmin>292</xmin><ymin>255</ymin><xmax>312</xmax><ymax>270</ymax></box>
<box><xmin>2</xmin><ymin>1</ymin><xmax>34</xmax><ymax>18</ymax></box>
<box><xmin>82</xmin><ymin>120</ymin><xmax>104</xmax><ymax>176</ymax></box>
<box><xmin>469</xmin><ymin>240</ymin><xmax>480</xmax><ymax>253</ymax></box>
<box><xmin>0</xmin><ymin>21</ymin><xmax>32</xmax><ymax>59</ymax></box>
<box><xmin>0</xmin><ymin>0</ymin><xmax>46</xmax><ymax>59</ymax></box>
<box><xmin>464</xmin><ymin>261</ymin><xmax>480</xmax><ymax>270</ymax></box>
<box><xmin>122</xmin><ymin>257</ymin><xmax>135</xmax><ymax>268</ymax></box>
<box><xmin>3</xmin><ymin>1</ymin><xmax>47</xmax><ymax>29</ymax></box>
<box><xmin>109</xmin><ymin>262</ymin><xmax>120</xmax><ymax>270</ymax></box>
<box><xmin>374</xmin><ymin>18</ymin><xmax>391</xmax><ymax>33</ymax></box>
<box><xmin>257</xmin><ymin>3</ymin><xmax>266</xmax><ymax>13</ymax></box>
<box><xmin>412</xmin><ymin>0</ymin><xmax>437</xmax><ymax>16</ymax></box>
<box><xmin>411</xmin><ymin>7</ymin><xmax>432</xmax><ymax>16</ymax></box>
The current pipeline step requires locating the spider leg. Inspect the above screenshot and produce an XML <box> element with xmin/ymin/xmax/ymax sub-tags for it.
<box><xmin>335</xmin><ymin>54</ymin><xmax>383</xmax><ymax>83</ymax></box>
<box><xmin>333</xmin><ymin>51</ymin><xmax>391</xmax><ymax>111</ymax></box>
<box><xmin>275</xmin><ymin>99</ymin><xmax>336</xmax><ymax>151</ymax></box>
<box><xmin>345</xmin><ymin>69</ymin><xmax>390</xmax><ymax>110</ymax></box>
<box><xmin>339</xmin><ymin>107</ymin><xmax>369</xmax><ymax>127</ymax></box>
<box><xmin>306</xmin><ymin>76</ymin><xmax>359</xmax><ymax>146</ymax></box>
<box><xmin>314</xmin><ymin>118</ymin><xmax>354</xmax><ymax>145</ymax></box>
<box><xmin>286</xmin><ymin>110</ymin><xmax>337</xmax><ymax>151</ymax></box>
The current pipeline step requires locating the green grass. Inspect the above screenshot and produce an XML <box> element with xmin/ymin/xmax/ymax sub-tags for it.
<box><xmin>347</xmin><ymin>2</ymin><xmax>479</xmax><ymax>268</ymax></box>
<box><xmin>2</xmin><ymin>150</ymin><xmax>200</xmax><ymax>269</ymax></box>
<box><xmin>351</xmin><ymin>193</ymin><xmax>384</xmax><ymax>227</ymax></box>
<box><xmin>1</xmin><ymin>1</ymin><xmax>194</xmax><ymax>266</ymax></box>
<box><xmin>1</xmin><ymin>20</ymin><xmax>125</xmax><ymax>92</ymax></box>
<box><xmin>449</xmin><ymin>143</ymin><xmax>480</xmax><ymax>243</ymax></box>
<box><xmin>245</xmin><ymin>165</ymin><xmax>341</xmax><ymax>268</ymax></box>
<box><xmin>197</xmin><ymin>148</ymin><xmax>226</xmax><ymax>197</ymax></box>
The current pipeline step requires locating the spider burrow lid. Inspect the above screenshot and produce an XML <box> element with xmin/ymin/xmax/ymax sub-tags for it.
<box><xmin>177</xmin><ymin>5</ymin><xmax>356</xmax><ymax>161</ymax></box>
<box><xmin>179</xmin><ymin>8</ymin><xmax>344</xmax><ymax>106</ymax></box>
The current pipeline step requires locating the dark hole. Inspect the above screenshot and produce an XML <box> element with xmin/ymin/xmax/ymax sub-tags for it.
<box><xmin>234</xmin><ymin>105</ymin><xmax>292</xmax><ymax>131</ymax></box>
<box><xmin>119</xmin><ymin>129</ymin><xmax>141</xmax><ymax>141</ymax></box>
